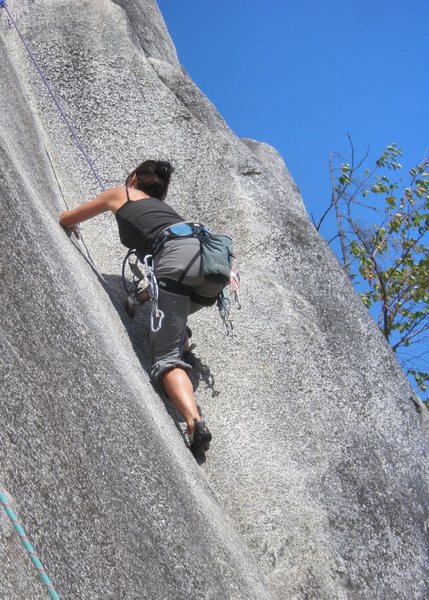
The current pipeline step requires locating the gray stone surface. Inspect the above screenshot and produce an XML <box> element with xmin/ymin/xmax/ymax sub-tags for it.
<box><xmin>111</xmin><ymin>0</ymin><xmax>180</xmax><ymax>66</ymax></box>
<box><xmin>0</xmin><ymin>1</ymin><xmax>428</xmax><ymax>599</ymax></box>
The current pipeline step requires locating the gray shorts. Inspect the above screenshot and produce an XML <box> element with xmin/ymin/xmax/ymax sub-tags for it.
<box><xmin>150</xmin><ymin>237</ymin><xmax>225</xmax><ymax>384</ymax></box>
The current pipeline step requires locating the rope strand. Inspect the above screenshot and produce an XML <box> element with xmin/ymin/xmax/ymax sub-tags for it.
<box><xmin>1</xmin><ymin>0</ymin><xmax>105</xmax><ymax>191</ymax></box>
<box><xmin>0</xmin><ymin>491</ymin><xmax>61</xmax><ymax>600</ymax></box>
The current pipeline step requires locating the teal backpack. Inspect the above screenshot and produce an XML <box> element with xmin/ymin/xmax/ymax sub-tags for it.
<box><xmin>199</xmin><ymin>233</ymin><xmax>234</xmax><ymax>285</ymax></box>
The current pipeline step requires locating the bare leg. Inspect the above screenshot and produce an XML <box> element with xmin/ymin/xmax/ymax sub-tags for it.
<box><xmin>136</xmin><ymin>287</ymin><xmax>150</xmax><ymax>303</ymax></box>
<box><xmin>161</xmin><ymin>367</ymin><xmax>200</xmax><ymax>434</ymax></box>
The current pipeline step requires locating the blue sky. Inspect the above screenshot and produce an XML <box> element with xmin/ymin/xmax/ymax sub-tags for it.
<box><xmin>157</xmin><ymin>1</ymin><xmax>429</xmax><ymax>397</ymax></box>
<box><xmin>157</xmin><ymin>0</ymin><xmax>428</xmax><ymax>237</ymax></box>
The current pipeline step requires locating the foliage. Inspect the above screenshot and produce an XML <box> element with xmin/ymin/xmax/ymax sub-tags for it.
<box><xmin>314</xmin><ymin>137</ymin><xmax>429</xmax><ymax>402</ymax></box>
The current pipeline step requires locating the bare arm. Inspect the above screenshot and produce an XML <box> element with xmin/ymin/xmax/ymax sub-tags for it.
<box><xmin>59</xmin><ymin>187</ymin><xmax>122</xmax><ymax>228</ymax></box>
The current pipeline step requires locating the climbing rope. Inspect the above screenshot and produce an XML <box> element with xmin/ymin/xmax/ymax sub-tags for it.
<box><xmin>0</xmin><ymin>0</ymin><xmax>108</xmax><ymax>284</ymax></box>
<box><xmin>0</xmin><ymin>491</ymin><xmax>61</xmax><ymax>600</ymax></box>
<box><xmin>44</xmin><ymin>145</ymin><xmax>108</xmax><ymax>284</ymax></box>
<box><xmin>0</xmin><ymin>0</ymin><xmax>105</xmax><ymax>190</ymax></box>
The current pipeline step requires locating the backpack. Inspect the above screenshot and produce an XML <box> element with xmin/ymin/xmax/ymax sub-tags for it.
<box><xmin>153</xmin><ymin>222</ymin><xmax>234</xmax><ymax>286</ymax></box>
<box><xmin>199</xmin><ymin>234</ymin><xmax>234</xmax><ymax>285</ymax></box>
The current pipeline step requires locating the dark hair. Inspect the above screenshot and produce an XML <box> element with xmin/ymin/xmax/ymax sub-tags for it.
<box><xmin>125</xmin><ymin>160</ymin><xmax>174</xmax><ymax>200</ymax></box>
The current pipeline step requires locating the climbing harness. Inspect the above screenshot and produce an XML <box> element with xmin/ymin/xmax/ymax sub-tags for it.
<box><xmin>121</xmin><ymin>221</ymin><xmax>241</xmax><ymax>335</ymax></box>
<box><xmin>152</xmin><ymin>222</ymin><xmax>209</xmax><ymax>252</ymax></box>
<box><xmin>0</xmin><ymin>491</ymin><xmax>61</xmax><ymax>600</ymax></box>
<box><xmin>122</xmin><ymin>241</ymin><xmax>241</xmax><ymax>336</ymax></box>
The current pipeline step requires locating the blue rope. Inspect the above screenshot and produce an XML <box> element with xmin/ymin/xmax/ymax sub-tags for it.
<box><xmin>0</xmin><ymin>492</ymin><xmax>61</xmax><ymax>599</ymax></box>
<box><xmin>0</xmin><ymin>1</ymin><xmax>105</xmax><ymax>191</ymax></box>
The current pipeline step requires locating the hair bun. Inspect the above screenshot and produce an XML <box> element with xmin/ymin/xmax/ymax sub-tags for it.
<box><xmin>155</xmin><ymin>160</ymin><xmax>174</xmax><ymax>178</ymax></box>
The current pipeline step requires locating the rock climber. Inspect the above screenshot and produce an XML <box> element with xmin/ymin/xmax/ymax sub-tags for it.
<box><xmin>59</xmin><ymin>160</ymin><xmax>226</xmax><ymax>453</ymax></box>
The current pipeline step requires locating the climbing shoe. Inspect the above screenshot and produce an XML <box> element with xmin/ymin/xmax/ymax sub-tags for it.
<box><xmin>189</xmin><ymin>419</ymin><xmax>212</xmax><ymax>454</ymax></box>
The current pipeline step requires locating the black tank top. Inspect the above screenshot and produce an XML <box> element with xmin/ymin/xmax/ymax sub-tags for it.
<box><xmin>116</xmin><ymin>188</ymin><xmax>184</xmax><ymax>254</ymax></box>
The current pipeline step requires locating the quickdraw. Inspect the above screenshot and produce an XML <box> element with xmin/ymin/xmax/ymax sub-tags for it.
<box><xmin>144</xmin><ymin>255</ymin><xmax>165</xmax><ymax>333</ymax></box>
<box><xmin>230</xmin><ymin>264</ymin><xmax>241</xmax><ymax>309</ymax></box>
<box><xmin>122</xmin><ymin>251</ymin><xmax>164</xmax><ymax>332</ymax></box>
<box><xmin>217</xmin><ymin>263</ymin><xmax>241</xmax><ymax>337</ymax></box>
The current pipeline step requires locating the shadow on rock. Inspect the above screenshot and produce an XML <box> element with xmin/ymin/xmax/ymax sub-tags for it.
<box><xmin>183</xmin><ymin>349</ymin><xmax>221</xmax><ymax>399</ymax></box>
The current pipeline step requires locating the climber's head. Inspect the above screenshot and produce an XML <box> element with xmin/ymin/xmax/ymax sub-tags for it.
<box><xmin>125</xmin><ymin>160</ymin><xmax>174</xmax><ymax>200</ymax></box>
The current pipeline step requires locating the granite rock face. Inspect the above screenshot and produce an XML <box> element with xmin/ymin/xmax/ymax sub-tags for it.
<box><xmin>0</xmin><ymin>1</ymin><xmax>428</xmax><ymax>599</ymax></box>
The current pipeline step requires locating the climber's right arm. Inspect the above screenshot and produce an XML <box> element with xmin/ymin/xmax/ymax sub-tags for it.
<box><xmin>59</xmin><ymin>187</ymin><xmax>122</xmax><ymax>228</ymax></box>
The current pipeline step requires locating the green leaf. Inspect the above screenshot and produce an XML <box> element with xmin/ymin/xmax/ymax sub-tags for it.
<box><xmin>319</xmin><ymin>140</ymin><xmax>429</xmax><ymax>398</ymax></box>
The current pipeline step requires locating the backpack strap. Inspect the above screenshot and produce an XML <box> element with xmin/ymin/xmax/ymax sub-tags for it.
<box><xmin>157</xmin><ymin>278</ymin><xmax>217</xmax><ymax>306</ymax></box>
<box><xmin>178</xmin><ymin>249</ymin><xmax>200</xmax><ymax>284</ymax></box>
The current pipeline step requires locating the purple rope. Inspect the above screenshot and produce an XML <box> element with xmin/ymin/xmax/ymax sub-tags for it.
<box><xmin>1</xmin><ymin>1</ymin><xmax>105</xmax><ymax>191</ymax></box>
